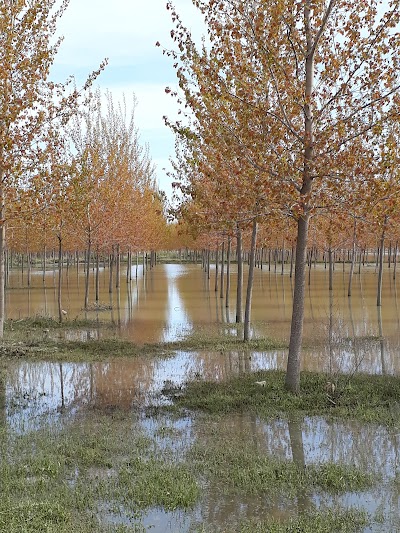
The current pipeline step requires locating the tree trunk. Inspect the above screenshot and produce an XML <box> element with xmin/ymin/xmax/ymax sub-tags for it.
<box><xmin>116</xmin><ymin>244</ymin><xmax>120</xmax><ymax>288</ymax></box>
<box><xmin>226</xmin><ymin>236</ymin><xmax>231</xmax><ymax>308</ymax></box>
<box><xmin>57</xmin><ymin>235</ymin><xmax>63</xmax><ymax>323</ymax></box>
<box><xmin>0</xmin><ymin>186</ymin><xmax>5</xmax><ymax>337</ymax></box>
<box><xmin>393</xmin><ymin>241</ymin><xmax>398</xmax><ymax>281</ymax></box>
<box><xmin>220</xmin><ymin>239</ymin><xmax>225</xmax><ymax>299</ymax></box>
<box><xmin>290</xmin><ymin>246</ymin><xmax>294</xmax><ymax>278</ymax></box>
<box><xmin>244</xmin><ymin>218</ymin><xmax>258</xmax><ymax>341</ymax></box>
<box><xmin>27</xmin><ymin>251</ymin><xmax>31</xmax><ymax>287</ymax></box>
<box><xmin>377</xmin><ymin>216</ymin><xmax>388</xmax><ymax>307</ymax></box>
<box><xmin>348</xmin><ymin>219</ymin><xmax>357</xmax><ymax>297</ymax></box>
<box><xmin>214</xmin><ymin>244</ymin><xmax>219</xmax><ymax>293</ymax></box>
<box><xmin>127</xmin><ymin>248</ymin><xmax>131</xmax><ymax>282</ymax></box>
<box><xmin>109</xmin><ymin>249</ymin><xmax>114</xmax><ymax>294</ymax></box>
<box><xmin>236</xmin><ymin>223</ymin><xmax>243</xmax><ymax>323</ymax></box>
<box><xmin>84</xmin><ymin>240</ymin><xmax>91</xmax><ymax>309</ymax></box>
<box><xmin>286</xmin><ymin>214</ymin><xmax>310</xmax><ymax>392</ymax></box>
<box><xmin>95</xmin><ymin>248</ymin><xmax>100</xmax><ymax>303</ymax></box>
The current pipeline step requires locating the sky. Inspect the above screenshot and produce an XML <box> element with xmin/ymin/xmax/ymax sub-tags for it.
<box><xmin>51</xmin><ymin>0</ymin><xmax>206</xmax><ymax>200</ymax></box>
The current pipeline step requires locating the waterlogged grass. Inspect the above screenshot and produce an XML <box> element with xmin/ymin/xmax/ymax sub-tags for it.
<box><xmin>189</xmin><ymin>439</ymin><xmax>374</xmax><ymax>495</ymax></box>
<box><xmin>1</xmin><ymin>317</ymin><xmax>397</xmax><ymax>531</ymax></box>
<box><xmin>187</xmin><ymin>412</ymin><xmax>375</xmax><ymax>501</ymax></box>
<box><xmin>0</xmin><ymin>412</ymin><xmax>199</xmax><ymax>532</ymax></box>
<box><xmin>195</xmin><ymin>509</ymin><xmax>369</xmax><ymax>532</ymax></box>
<box><xmin>165</xmin><ymin>325</ymin><xmax>286</xmax><ymax>352</ymax></box>
<box><xmin>0</xmin><ymin>409</ymin><xmax>377</xmax><ymax>533</ymax></box>
<box><xmin>0</xmin><ymin>317</ymin><xmax>285</xmax><ymax>362</ymax></box>
<box><xmin>174</xmin><ymin>370</ymin><xmax>400</xmax><ymax>425</ymax></box>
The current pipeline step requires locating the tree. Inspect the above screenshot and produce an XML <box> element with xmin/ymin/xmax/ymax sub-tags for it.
<box><xmin>0</xmin><ymin>0</ymin><xmax>106</xmax><ymax>336</ymax></box>
<box><xmin>164</xmin><ymin>0</ymin><xmax>400</xmax><ymax>392</ymax></box>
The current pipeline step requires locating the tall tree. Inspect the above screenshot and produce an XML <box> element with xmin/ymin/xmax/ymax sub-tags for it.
<box><xmin>164</xmin><ymin>0</ymin><xmax>400</xmax><ymax>392</ymax></box>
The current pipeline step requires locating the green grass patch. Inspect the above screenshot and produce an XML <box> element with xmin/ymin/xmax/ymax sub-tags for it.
<box><xmin>4</xmin><ymin>315</ymin><xmax>110</xmax><ymax>332</ymax></box>
<box><xmin>0</xmin><ymin>404</ymin><xmax>383</xmax><ymax>532</ymax></box>
<box><xmin>172</xmin><ymin>370</ymin><xmax>400</xmax><ymax>425</ymax></box>
<box><xmin>165</xmin><ymin>325</ymin><xmax>286</xmax><ymax>352</ymax></box>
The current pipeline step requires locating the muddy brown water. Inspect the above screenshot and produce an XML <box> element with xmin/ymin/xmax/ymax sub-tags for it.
<box><xmin>3</xmin><ymin>262</ymin><xmax>400</xmax><ymax>531</ymax></box>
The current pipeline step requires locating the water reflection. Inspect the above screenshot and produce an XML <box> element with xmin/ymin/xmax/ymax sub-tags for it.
<box><xmin>3</xmin><ymin>357</ymin><xmax>400</xmax><ymax>531</ymax></box>
<box><xmin>4</xmin><ymin>263</ymin><xmax>400</xmax><ymax>530</ymax></box>
<box><xmin>5</xmin><ymin>264</ymin><xmax>400</xmax><ymax>374</ymax></box>
<box><xmin>4</xmin><ymin>352</ymin><xmax>277</xmax><ymax>431</ymax></box>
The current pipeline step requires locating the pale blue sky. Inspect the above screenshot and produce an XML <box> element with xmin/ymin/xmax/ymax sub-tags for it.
<box><xmin>52</xmin><ymin>0</ymin><xmax>205</xmax><ymax>199</ymax></box>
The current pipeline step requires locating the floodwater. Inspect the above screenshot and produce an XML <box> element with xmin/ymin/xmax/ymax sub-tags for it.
<box><xmin>2</xmin><ymin>262</ymin><xmax>400</xmax><ymax>531</ymax></box>
<box><xmin>5</xmin><ymin>261</ymin><xmax>400</xmax><ymax>374</ymax></box>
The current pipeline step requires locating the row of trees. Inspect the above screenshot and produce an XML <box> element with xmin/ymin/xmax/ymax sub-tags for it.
<box><xmin>0</xmin><ymin>1</ymin><xmax>170</xmax><ymax>335</ymax></box>
<box><xmin>162</xmin><ymin>0</ymin><xmax>400</xmax><ymax>392</ymax></box>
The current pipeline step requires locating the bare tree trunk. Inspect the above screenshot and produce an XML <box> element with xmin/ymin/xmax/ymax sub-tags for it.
<box><xmin>127</xmin><ymin>248</ymin><xmax>131</xmax><ymax>282</ymax></box>
<box><xmin>290</xmin><ymin>246</ymin><xmax>294</xmax><ymax>278</ymax></box>
<box><xmin>286</xmin><ymin>214</ymin><xmax>310</xmax><ymax>392</ymax></box>
<box><xmin>27</xmin><ymin>251</ymin><xmax>31</xmax><ymax>287</ymax></box>
<box><xmin>328</xmin><ymin>246</ymin><xmax>333</xmax><ymax>291</ymax></box>
<box><xmin>214</xmin><ymin>244</ymin><xmax>219</xmax><ymax>293</ymax></box>
<box><xmin>236</xmin><ymin>223</ymin><xmax>243</xmax><ymax>323</ymax></box>
<box><xmin>57</xmin><ymin>235</ymin><xmax>63</xmax><ymax>323</ymax></box>
<box><xmin>348</xmin><ymin>219</ymin><xmax>357</xmax><ymax>297</ymax></box>
<box><xmin>0</xmin><ymin>185</ymin><xmax>5</xmax><ymax>337</ymax></box>
<box><xmin>377</xmin><ymin>215</ymin><xmax>388</xmax><ymax>307</ymax></box>
<box><xmin>42</xmin><ymin>245</ymin><xmax>47</xmax><ymax>284</ymax></box>
<box><xmin>393</xmin><ymin>241</ymin><xmax>398</xmax><ymax>281</ymax></box>
<box><xmin>226</xmin><ymin>236</ymin><xmax>231</xmax><ymax>308</ymax></box>
<box><xmin>220</xmin><ymin>238</ymin><xmax>225</xmax><ymax>299</ymax></box>
<box><xmin>244</xmin><ymin>218</ymin><xmax>258</xmax><ymax>341</ymax></box>
<box><xmin>95</xmin><ymin>248</ymin><xmax>100</xmax><ymax>303</ymax></box>
<box><xmin>116</xmin><ymin>244</ymin><xmax>120</xmax><ymax>288</ymax></box>
<box><xmin>109</xmin><ymin>249</ymin><xmax>114</xmax><ymax>294</ymax></box>
<box><xmin>84</xmin><ymin>238</ymin><xmax>91</xmax><ymax>309</ymax></box>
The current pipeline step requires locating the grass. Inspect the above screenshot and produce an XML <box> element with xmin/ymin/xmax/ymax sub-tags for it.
<box><xmin>165</xmin><ymin>325</ymin><xmax>286</xmax><ymax>352</ymax></box>
<box><xmin>194</xmin><ymin>509</ymin><xmax>369</xmax><ymax>532</ymax></box>
<box><xmin>0</xmin><ymin>317</ymin><xmax>285</xmax><ymax>362</ymax></box>
<box><xmin>0</xmin><ymin>407</ymin><xmax>377</xmax><ymax>533</ymax></box>
<box><xmin>0</xmin><ymin>411</ymin><xmax>199</xmax><ymax>532</ymax></box>
<box><xmin>171</xmin><ymin>369</ymin><xmax>400</xmax><ymax>425</ymax></box>
<box><xmin>1</xmin><ymin>316</ymin><xmax>398</xmax><ymax>531</ymax></box>
<box><xmin>188</xmin><ymin>436</ymin><xmax>374</xmax><ymax>495</ymax></box>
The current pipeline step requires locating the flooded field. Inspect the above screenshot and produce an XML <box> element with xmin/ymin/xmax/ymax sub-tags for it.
<box><xmin>2</xmin><ymin>262</ymin><xmax>400</xmax><ymax>531</ymax></box>
<box><xmin>5</xmin><ymin>262</ymin><xmax>400</xmax><ymax>374</ymax></box>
